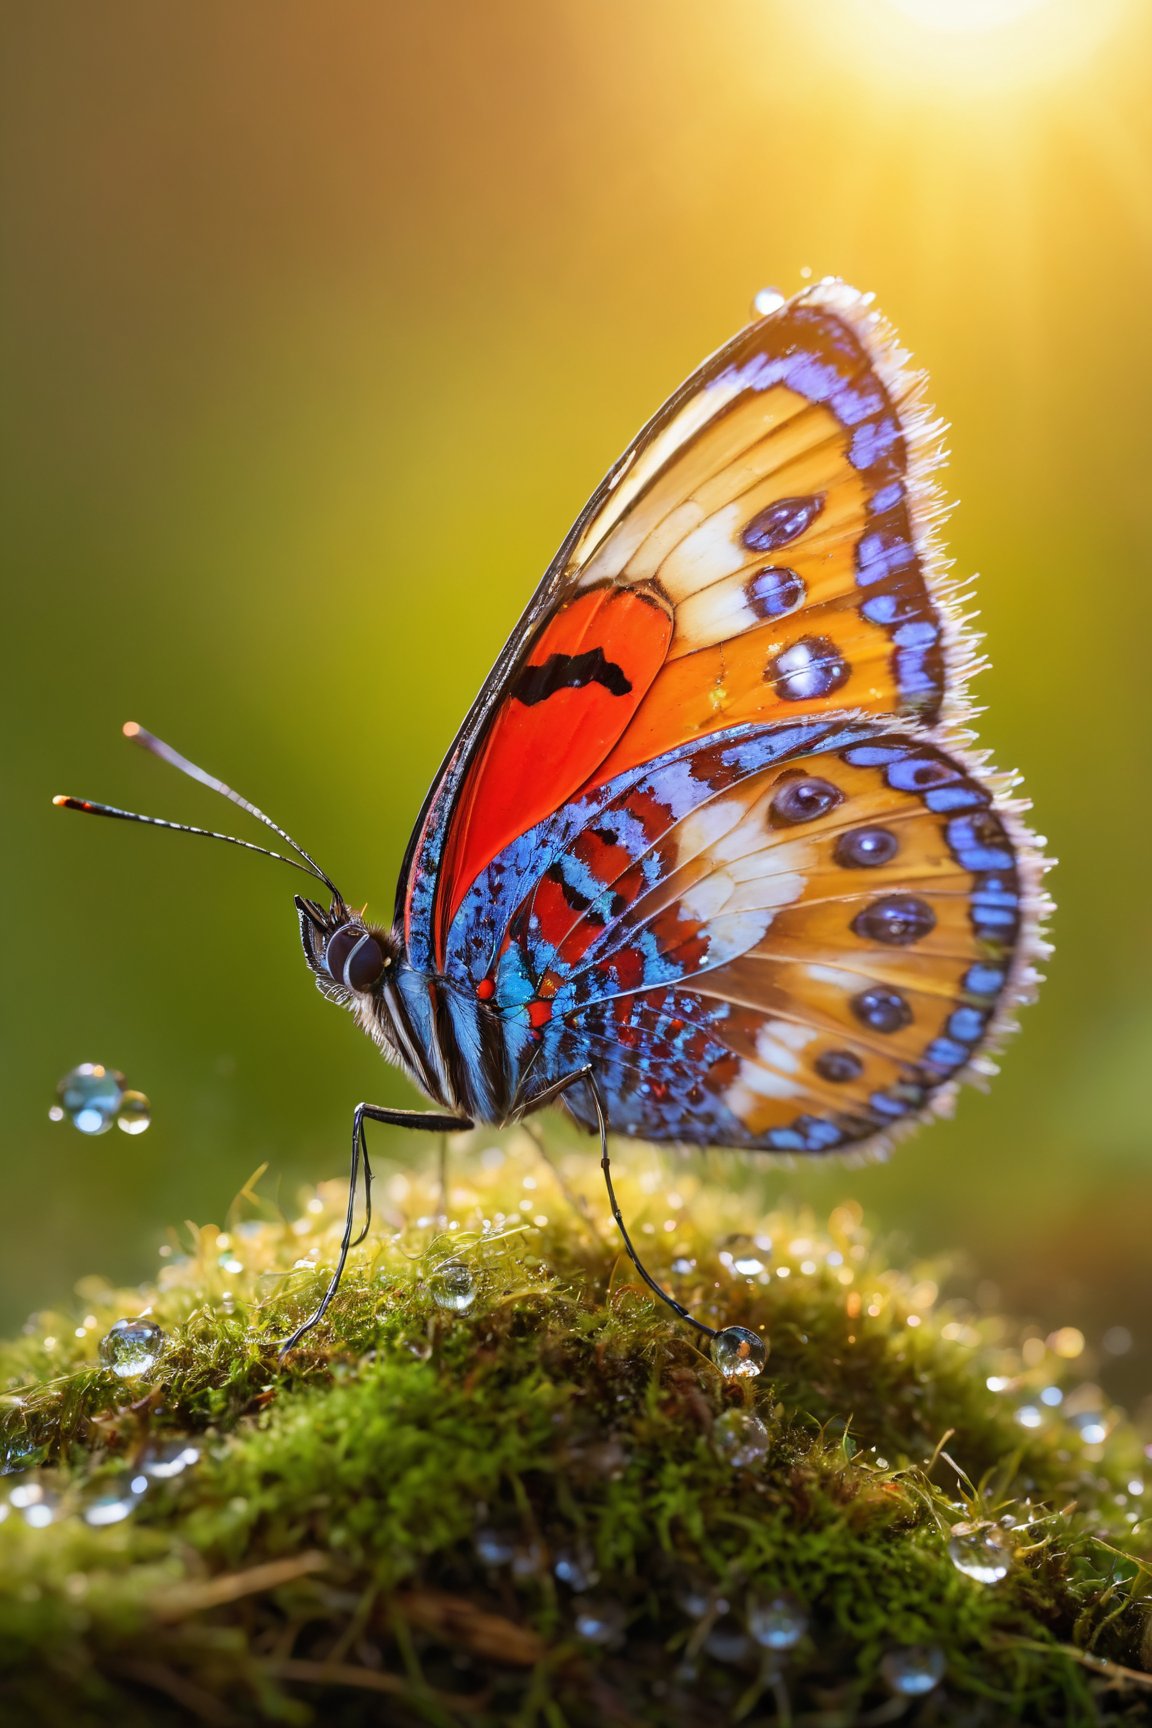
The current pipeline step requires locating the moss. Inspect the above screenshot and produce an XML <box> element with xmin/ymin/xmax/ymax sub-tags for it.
<box><xmin>1</xmin><ymin>1131</ymin><xmax>1150</xmax><ymax>1726</ymax></box>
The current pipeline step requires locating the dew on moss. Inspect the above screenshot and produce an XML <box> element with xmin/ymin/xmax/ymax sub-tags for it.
<box><xmin>710</xmin><ymin>1325</ymin><xmax>767</xmax><ymax>1379</ymax></box>
<box><xmin>79</xmin><ymin>1471</ymin><xmax>149</xmax><ymax>1527</ymax></box>
<box><xmin>947</xmin><ymin>1520</ymin><xmax>1012</xmax><ymax>1584</ymax></box>
<box><xmin>140</xmin><ymin>1440</ymin><xmax>201</xmax><ymax>1481</ymax></box>
<box><xmin>747</xmin><ymin>1592</ymin><xmax>808</xmax><ymax>1650</ymax></box>
<box><xmin>8</xmin><ymin>1473</ymin><xmax>62</xmax><ymax>1528</ymax></box>
<box><xmin>880</xmin><ymin>1644</ymin><xmax>946</xmax><ymax>1696</ymax></box>
<box><xmin>574</xmin><ymin>1600</ymin><xmax>625</xmax><ymax>1647</ymax></box>
<box><xmin>428</xmin><ymin>1258</ymin><xmax>476</xmax><ymax>1313</ymax></box>
<box><xmin>99</xmin><ymin>1317</ymin><xmax>164</xmax><ymax>1378</ymax></box>
<box><xmin>712</xmin><ymin>1409</ymin><xmax>770</xmax><ymax>1468</ymax></box>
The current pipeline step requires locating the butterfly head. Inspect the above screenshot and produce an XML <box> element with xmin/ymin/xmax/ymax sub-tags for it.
<box><xmin>295</xmin><ymin>896</ymin><xmax>397</xmax><ymax>1001</ymax></box>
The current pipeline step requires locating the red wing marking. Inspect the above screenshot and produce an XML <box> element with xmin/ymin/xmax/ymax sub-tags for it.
<box><xmin>433</xmin><ymin>584</ymin><xmax>672</xmax><ymax>957</ymax></box>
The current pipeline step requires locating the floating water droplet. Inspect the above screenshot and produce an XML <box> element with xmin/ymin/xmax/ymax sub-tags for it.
<box><xmin>116</xmin><ymin>1090</ymin><xmax>152</xmax><ymax>1135</ymax></box>
<box><xmin>573</xmin><ymin>1599</ymin><xmax>625</xmax><ymax>1647</ymax></box>
<box><xmin>748</xmin><ymin>1592</ymin><xmax>808</xmax><ymax>1650</ymax></box>
<box><xmin>429</xmin><ymin>1258</ymin><xmax>476</xmax><ymax>1313</ymax></box>
<box><xmin>554</xmin><ymin>1543</ymin><xmax>599</xmax><ymax>1592</ymax></box>
<box><xmin>99</xmin><ymin>1317</ymin><xmax>164</xmax><ymax>1378</ymax></box>
<box><xmin>54</xmin><ymin>1064</ymin><xmax>125</xmax><ymax>1135</ymax></box>
<box><xmin>880</xmin><ymin>1644</ymin><xmax>946</xmax><ymax>1696</ymax></box>
<box><xmin>47</xmin><ymin>1106</ymin><xmax>65</xmax><ymax>1123</ymax></box>
<box><xmin>719</xmin><ymin>1234</ymin><xmax>772</xmax><ymax>1278</ymax></box>
<box><xmin>713</xmin><ymin>1409</ymin><xmax>770</xmax><ymax>1469</ymax></box>
<box><xmin>753</xmin><ymin>286</ymin><xmax>786</xmax><ymax>317</ymax></box>
<box><xmin>947</xmin><ymin>1520</ymin><xmax>1012</xmax><ymax>1584</ymax></box>
<box><xmin>8</xmin><ymin>1473</ymin><xmax>62</xmax><ymax>1528</ymax></box>
<box><xmin>710</xmin><ymin>1326</ymin><xmax>768</xmax><ymax>1379</ymax></box>
<box><xmin>79</xmin><ymin>1471</ymin><xmax>149</xmax><ymax>1527</ymax></box>
<box><xmin>140</xmin><ymin>1439</ymin><xmax>201</xmax><ymax>1480</ymax></box>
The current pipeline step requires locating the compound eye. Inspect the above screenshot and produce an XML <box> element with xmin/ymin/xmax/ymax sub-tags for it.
<box><xmin>324</xmin><ymin>926</ymin><xmax>388</xmax><ymax>991</ymax></box>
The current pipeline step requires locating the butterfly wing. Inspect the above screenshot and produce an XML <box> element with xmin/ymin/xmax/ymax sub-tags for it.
<box><xmin>401</xmin><ymin>281</ymin><xmax>973</xmax><ymax>974</ymax></box>
<box><xmin>443</xmin><ymin>717</ymin><xmax>1045</xmax><ymax>1153</ymax></box>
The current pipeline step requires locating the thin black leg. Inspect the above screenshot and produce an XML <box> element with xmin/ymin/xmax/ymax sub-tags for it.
<box><xmin>278</xmin><ymin>1103</ymin><xmax>472</xmax><ymax>1356</ymax></box>
<box><xmin>527</xmin><ymin>1068</ymin><xmax>716</xmax><ymax>1341</ymax></box>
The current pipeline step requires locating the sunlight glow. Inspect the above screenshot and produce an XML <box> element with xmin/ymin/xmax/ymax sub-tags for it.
<box><xmin>883</xmin><ymin>0</ymin><xmax>1051</xmax><ymax>33</ymax></box>
<box><xmin>823</xmin><ymin>0</ymin><xmax>1134</xmax><ymax>94</ymax></box>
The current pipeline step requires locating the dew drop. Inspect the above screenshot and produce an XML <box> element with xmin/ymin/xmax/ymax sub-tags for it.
<box><xmin>99</xmin><ymin>1317</ymin><xmax>164</xmax><ymax>1378</ymax></box>
<box><xmin>116</xmin><ymin>1090</ymin><xmax>152</xmax><ymax>1135</ymax></box>
<box><xmin>704</xmin><ymin>1620</ymin><xmax>752</xmax><ymax>1664</ymax></box>
<box><xmin>719</xmin><ymin>1234</ymin><xmax>772</xmax><ymax>1277</ymax></box>
<box><xmin>713</xmin><ymin>1409</ymin><xmax>770</xmax><ymax>1469</ymax></box>
<box><xmin>1072</xmin><ymin>1410</ymin><xmax>1110</xmax><ymax>1445</ymax></box>
<box><xmin>947</xmin><ymin>1520</ymin><xmax>1012</xmax><ymax>1584</ymax></box>
<box><xmin>140</xmin><ymin>1439</ymin><xmax>201</xmax><ymax>1481</ymax></box>
<box><xmin>54</xmin><ymin>1063</ymin><xmax>125</xmax><ymax>1135</ymax></box>
<box><xmin>554</xmin><ymin>1543</ymin><xmax>599</xmax><ymax>1592</ymax></box>
<box><xmin>429</xmin><ymin>1258</ymin><xmax>477</xmax><ymax>1313</ymax></box>
<box><xmin>748</xmin><ymin>1592</ymin><xmax>808</xmax><ymax>1650</ymax></box>
<box><xmin>79</xmin><ymin>1471</ymin><xmax>149</xmax><ymax>1527</ymax></box>
<box><xmin>753</xmin><ymin>286</ymin><xmax>786</xmax><ymax>316</ymax></box>
<box><xmin>8</xmin><ymin>1473</ymin><xmax>63</xmax><ymax>1528</ymax></box>
<box><xmin>574</xmin><ymin>1599</ymin><xmax>626</xmax><ymax>1647</ymax></box>
<box><xmin>710</xmin><ymin>1326</ymin><xmax>768</xmax><ymax>1379</ymax></box>
<box><xmin>880</xmin><ymin>1644</ymin><xmax>946</xmax><ymax>1696</ymax></box>
<box><xmin>1</xmin><ymin>1436</ymin><xmax>46</xmax><ymax>1476</ymax></box>
<box><xmin>474</xmin><ymin>1525</ymin><xmax>517</xmax><ymax>1567</ymax></box>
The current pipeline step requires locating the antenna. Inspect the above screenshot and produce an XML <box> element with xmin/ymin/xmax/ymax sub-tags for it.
<box><xmin>53</xmin><ymin>723</ymin><xmax>343</xmax><ymax>901</ymax></box>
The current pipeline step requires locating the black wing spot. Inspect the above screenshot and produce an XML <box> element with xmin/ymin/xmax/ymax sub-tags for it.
<box><xmin>514</xmin><ymin>648</ymin><xmax>632</xmax><ymax>707</ymax></box>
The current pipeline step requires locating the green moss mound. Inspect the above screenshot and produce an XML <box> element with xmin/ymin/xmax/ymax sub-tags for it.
<box><xmin>1</xmin><ymin>1132</ymin><xmax>1150</xmax><ymax>1726</ymax></box>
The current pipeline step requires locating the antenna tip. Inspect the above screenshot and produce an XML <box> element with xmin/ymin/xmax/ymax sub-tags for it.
<box><xmin>122</xmin><ymin>721</ymin><xmax>141</xmax><ymax>739</ymax></box>
<box><xmin>52</xmin><ymin>794</ymin><xmax>70</xmax><ymax>807</ymax></box>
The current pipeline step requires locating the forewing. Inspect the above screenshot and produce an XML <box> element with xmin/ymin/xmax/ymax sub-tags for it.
<box><xmin>401</xmin><ymin>282</ymin><xmax>971</xmax><ymax>971</ymax></box>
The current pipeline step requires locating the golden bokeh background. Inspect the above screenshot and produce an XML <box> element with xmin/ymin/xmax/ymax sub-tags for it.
<box><xmin>4</xmin><ymin>2</ymin><xmax>1150</xmax><ymax>1393</ymax></box>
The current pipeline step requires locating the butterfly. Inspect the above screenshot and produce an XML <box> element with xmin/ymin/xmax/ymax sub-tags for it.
<box><xmin>57</xmin><ymin>279</ymin><xmax>1048</xmax><ymax>1353</ymax></box>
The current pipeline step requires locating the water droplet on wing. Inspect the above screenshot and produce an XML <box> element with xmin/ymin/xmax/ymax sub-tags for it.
<box><xmin>753</xmin><ymin>286</ymin><xmax>786</xmax><ymax>316</ymax></box>
<box><xmin>99</xmin><ymin>1317</ymin><xmax>164</xmax><ymax>1378</ymax></box>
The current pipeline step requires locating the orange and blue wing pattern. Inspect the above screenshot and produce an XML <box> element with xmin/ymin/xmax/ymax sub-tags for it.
<box><xmin>438</xmin><ymin>717</ymin><xmax>1042</xmax><ymax>1149</ymax></box>
<box><xmin>393</xmin><ymin>281</ymin><xmax>1046</xmax><ymax>1154</ymax></box>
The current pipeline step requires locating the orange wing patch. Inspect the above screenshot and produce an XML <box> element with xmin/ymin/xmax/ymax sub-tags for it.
<box><xmin>436</xmin><ymin>585</ymin><xmax>672</xmax><ymax>941</ymax></box>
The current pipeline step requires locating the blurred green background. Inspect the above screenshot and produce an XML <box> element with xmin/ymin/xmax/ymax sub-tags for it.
<box><xmin>3</xmin><ymin>3</ymin><xmax>1150</xmax><ymax>1396</ymax></box>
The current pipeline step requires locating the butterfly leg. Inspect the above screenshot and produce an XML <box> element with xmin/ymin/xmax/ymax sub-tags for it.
<box><xmin>530</xmin><ymin>1068</ymin><xmax>716</xmax><ymax>1342</ymax></box>
<box><xmin>278</xmin><ymin>1103</ymin><xmax>473</xmax><ymax>1356</ymax></box>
